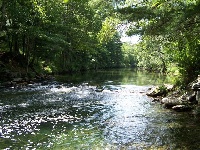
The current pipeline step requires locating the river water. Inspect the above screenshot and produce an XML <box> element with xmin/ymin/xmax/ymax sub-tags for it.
<box><xmin>0</xmin><ymin>69</ymin><xmax>200</xmax><ymax>149</ymax></box>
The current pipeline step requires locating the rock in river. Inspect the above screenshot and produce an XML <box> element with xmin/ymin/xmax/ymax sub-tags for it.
<box><xmin>146</xmin><ymin>84</ymin><xmax>174</xmax><ymax>97</ymax></box>
<box><xmin>161</xmin><ymin>97</ymin><xmax>182</xmax><ymax>109</ymax></box>
<box><xmin>172</xmin><ymin>105</ymin><xmax>193</xmax><ymax>112</ymax></box>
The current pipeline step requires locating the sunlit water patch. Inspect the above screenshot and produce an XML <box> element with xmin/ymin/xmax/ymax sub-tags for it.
<box><xmin>1</xmin><ymin>70</ymin><xmax>200</xmax><ymax>149</ymax></box>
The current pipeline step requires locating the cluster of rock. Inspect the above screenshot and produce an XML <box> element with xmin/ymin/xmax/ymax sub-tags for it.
<box><xmin>0</xmin><ymin>74</ymin><xmax>54</xmax><ymax>88</ymax></box>
<box><xmin>146</xmin><ymin>75</ymin><xmax>200</xmax><ymax>112</ymax></box>
<box><xmin>192</xmin><ymin>75</ymin><xmax>200</xmax><ymax>102</ymax></box>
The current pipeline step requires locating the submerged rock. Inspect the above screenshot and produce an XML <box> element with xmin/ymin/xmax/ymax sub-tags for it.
<box><xmin>172</xmin><ymin>105</ymin><xmax>193</xmax><ymax>112</ymax></box>
<box><xmin>180</xmin><ymin>91</ymin><xmax>197</xmax><ymax>104</ymax></box>
<box><xmin>95</xmin><ymin>85</ymin><xmax>104</xmax><ymax>92</ymax></box>
<box><xmin>161</xmin><ymin>97</ymin><xmax>182</xmax><ymax>109</ymax></box>
<box><xmin>152</xmin><ymin>97</ymin><xmax>161</xmax><ymax>102</ymax></box>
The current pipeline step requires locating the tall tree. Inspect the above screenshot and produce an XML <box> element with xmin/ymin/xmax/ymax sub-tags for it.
<box><xmin>0</xmin><ymin>0</ymin><xmax>127</xmax><ymax>77</ymax></box>
<box><xmin>117</xmin><ymin>0</ymin><xmax>200</xmax><ymax>84</ymax></box>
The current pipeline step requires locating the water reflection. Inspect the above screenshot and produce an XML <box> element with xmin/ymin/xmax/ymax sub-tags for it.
<box><xmin>0</xmin><ymin>69</ymin><xmax>200</xmax><ymax>149</ymax></box>
<box><xmin>56</xmin><ymin>69</ymin><xmax>171</xmax><ymax>85</ymax></box>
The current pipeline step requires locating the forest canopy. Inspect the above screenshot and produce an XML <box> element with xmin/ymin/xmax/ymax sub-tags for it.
<box><xmin>116</xmin><ymin>0</ymin><xmax>200</xmax><ymax>85</ymax></box>
<box><xmin>0</xmin><ymin>0</ymin><xmax>124</xmax><ymax>76</ymax></box>
<box><xmin>0</xmin><ymin>0</ymin><xmax>200</xmax><ymax>86</ymax></box>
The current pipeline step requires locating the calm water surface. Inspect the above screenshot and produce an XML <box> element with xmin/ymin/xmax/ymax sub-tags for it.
<box><xmin>0</xmin><ymin>69</ymin><xmax>200</xmax><ymax>149</ymax></box>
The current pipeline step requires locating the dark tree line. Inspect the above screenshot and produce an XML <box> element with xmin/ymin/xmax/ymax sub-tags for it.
<box><xmin>0</xmin><ymin>0</ymin><xmax>127</xmax><ymax>79</ymax></box>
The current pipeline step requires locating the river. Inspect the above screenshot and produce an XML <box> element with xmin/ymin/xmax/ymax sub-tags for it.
<box><xmin>0</xmin><ymin>69</ymin><xmax>200</xmax><ymax>149</ymax></box>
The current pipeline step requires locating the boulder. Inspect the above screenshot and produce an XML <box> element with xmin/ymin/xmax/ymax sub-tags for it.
<box><xmin>164</xmin><ymin>84</ymin><xmax>174</xmax><ymax>91</ymax></box>
<box><xmin>152</xmin><ymin>97</ymin><xmax>161</xmax><ymax>102</ymax></box>
<box><xmin>179</xmin><ymin>91</ymin><xmax>197</xmax><ymax>104</ymax></box>
<box><xmin>12</xmin><ymin>78</ymin><xmax>23</xmax><ymax>82</ymax></box>
<box><xmin>192</xmin><ymin>82</ymin><xmax>200</xmax><ymax>91</ymax></box>
<box><xmin>192</xmin><ymin>76</ymin><xmax>200</xmax><ymax>102</ymax></box>
<box><xmin>95</xmin><ymin>85</ymin><xmax>105</xmax><ymax>92</ymax></box>
<box><xmin>146</xmin><ymin>86</ymin><xmax>166</xmax><ymax>97</ymax></box>
<box><xmin>146</xmin><ymin>84</ymin><xmax>173</xmax><ymax>97</ymax></box>
<box><xmin>172</xmin><ymin>105</ymin><xmax>193</xmax><ymax>112</ymax></box>
<box><xmin>161</xmin><ymin>97</ymin><xmax>182</xmax><ymax>108</ymax></box>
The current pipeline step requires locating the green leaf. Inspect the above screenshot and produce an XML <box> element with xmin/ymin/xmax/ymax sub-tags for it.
<box><xmin>63</xmin><ymin>0</ymin><xmax>69</xmax><ymax>3</ymax></box>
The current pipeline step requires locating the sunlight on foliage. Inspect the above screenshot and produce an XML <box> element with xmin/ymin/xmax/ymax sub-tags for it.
<box><xmin>63</xmin><ymin>0</ymin><xmax>69</xmax><ymax>3</ymax></box>
<box><xmin>97</xmin><ymin>17</ymin><xmax>120</xmax><ymax>44</ymax></box>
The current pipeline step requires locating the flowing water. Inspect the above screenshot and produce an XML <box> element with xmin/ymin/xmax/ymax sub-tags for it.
<box><xmin>0</xmin><ymin>69</ymin><xmax>200</xmax><ymax>149</ymax></box>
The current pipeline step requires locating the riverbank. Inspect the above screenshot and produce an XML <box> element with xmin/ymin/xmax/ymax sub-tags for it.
<box><xmin>146</xmin><ymin>76</ymin><xmax>200</xmax><ymax>112</ymax></box>
<box><xmin>0</xmin><ymin>52</ymin><xmax>56</xmax><ymax>88</ymax></box>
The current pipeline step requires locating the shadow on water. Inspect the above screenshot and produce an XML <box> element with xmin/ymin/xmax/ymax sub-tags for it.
<box><xmin>0</xmin><ymin>69</ymin><xmax>200</xmax><ymax>149</ymax></box>
<box><xmin>56</xmin><ymin>69</ymin><xmax>170</xmax><ymax>86</ymax></box>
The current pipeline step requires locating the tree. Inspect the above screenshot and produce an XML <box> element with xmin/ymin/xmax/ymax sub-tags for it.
<box><xmin>116</xmin><ymin>0</ymin><xmax>200</xmax><ymax>84</ymax></box>
<box><xmin>121</xmin><ymin>42</ymin><xmax>137</xmax><ymax>67</ymax></box>
<box><xmin>0</xmin><ymin>0</ymin><xmax>127</xmax><ymax>78</ymax></box>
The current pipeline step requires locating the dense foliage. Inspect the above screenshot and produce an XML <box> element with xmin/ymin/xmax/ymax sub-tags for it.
<box><xmin>0</xmin><ymin>0</ymin><xmax>199</xmax><ymax>86</ymax></box>
<box><xmin>0</xmin><ymin>0</ymin><xmax>126</xmax><ymax>80</ymax></box>
<box><xmin>116</xmin><ymin>0</ymin><xmax>200</xmax><ymax>85</ymax></box>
